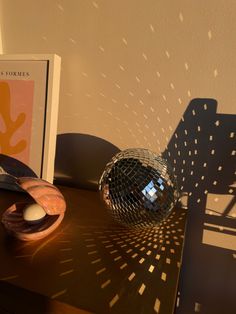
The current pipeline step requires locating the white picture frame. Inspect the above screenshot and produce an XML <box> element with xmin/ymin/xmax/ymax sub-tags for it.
<box><xmin>0</xmin><ymin>54</ymin><xmax>61</xmax><ymax>183</ymax></box>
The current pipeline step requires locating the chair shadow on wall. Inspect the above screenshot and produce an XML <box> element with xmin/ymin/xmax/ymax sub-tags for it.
<box><xmin>162</xmin><ymin>98</ymin><xmax>236</xmax><ymax>314</ymax></box>
<box><xmin>54</xmin><ymin>133</ymin><xmax>120</xmax><ymax>190</ymax></box>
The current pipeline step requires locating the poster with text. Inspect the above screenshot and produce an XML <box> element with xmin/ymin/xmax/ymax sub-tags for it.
<box><xmin>0</xmin><ymin>56</ymin><xmax>61</xmax><ymax>185</ymax></box>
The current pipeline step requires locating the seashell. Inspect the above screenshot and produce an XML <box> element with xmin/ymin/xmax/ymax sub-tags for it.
<box><xmin>1</xmin><ymin>177</ymin><xmax>66</xmax><ymax>241</ymax></box>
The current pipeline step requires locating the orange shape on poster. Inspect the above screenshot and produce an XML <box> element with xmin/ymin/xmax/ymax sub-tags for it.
<box><xmin>0</xmin><ymin>81</ymin><xmax>34</xmax><ymax>164</ymax></box>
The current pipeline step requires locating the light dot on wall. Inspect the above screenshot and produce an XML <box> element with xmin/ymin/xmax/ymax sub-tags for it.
<box><xmin>214</xmin><ymin>69</ymin><xmax>218</xmax><ymax>77</ymax></box>
<box><xmin>122</xmin><ymin>37</ymin><xmax>128</xmax><ymax>46</ymax></box>
<box><xmin>139</xmin><ymin>99</ymin><xmax>144</xmax><ymax>105</ymax></box>
<box><xmin>165</xmin><ymin>50</ymin><xmax>170</xmax><ymax>58</ymax></box>
<box><xmin>170</xmin><ymin>83</ymin><xmax>175</xmax><ymax>90</ymax></box>
<box><xmin>99</xmin><ymin>45</ymin><xmax>105</xmax><ymax>52</ymax></box>
<box><xmin>92</xmin><ymin>1</ymin><xmax>99</xmax><ymax>9</ymax></box>
<box><xmin>57</xmin><ymin>3</ymin><xmax>64</xmax><ymax>12</ymax></box>
<box><xmin>179</xmin><ymin>12</ymin><xmax>184</xmax><ymax>22</ymax></box>
<box><xmin>208</xmin><ymin>30</ymin><xmax>212</xmax><ymax>40</ymax></box>
<box><xmin>69</xmin><ymin>38</ymin><xmax>77</xmax><ymax>44</ymax></box>
<box><xmin>150</xmin><ymin>24</ymin><xmax>155</xmax><ymax>32</ymax></box>
<box><xmin>142</xmin><ymin>53</ymin><xmax>148</xmax><ymax>61</ymax></box>
<box><xmin>119</xmin><ymin>65</ymin><xmax>125</xmax><ymax>71</ymax></box>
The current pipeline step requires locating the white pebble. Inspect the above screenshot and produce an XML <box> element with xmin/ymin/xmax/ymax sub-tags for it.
<box><xmin>23</xmin><ymin>203</ymin><xmax>46</xmax><ymax>224</ymax></box>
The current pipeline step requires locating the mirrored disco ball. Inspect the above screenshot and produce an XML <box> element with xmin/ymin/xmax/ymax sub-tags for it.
<box><xmin>99</xmin><ymin>148</ymin><xmax>179</xmax><ymax>228</ymax></box>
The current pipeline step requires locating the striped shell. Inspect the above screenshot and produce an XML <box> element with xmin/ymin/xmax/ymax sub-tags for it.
<box><xmin>1</xmin><ymin>177</ymin><xmax>66</xmax><ymax>241</ymax></box>
<box><xmin>17</xmin><ymin>177</ymin><xmax>66</xmax><ymax>215</ymax></box>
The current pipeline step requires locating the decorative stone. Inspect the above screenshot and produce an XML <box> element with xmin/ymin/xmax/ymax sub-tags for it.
<box><xmin>23</xmin><ymin>203</ymin><xmax>46</xmax><ymax>224</ymax></box>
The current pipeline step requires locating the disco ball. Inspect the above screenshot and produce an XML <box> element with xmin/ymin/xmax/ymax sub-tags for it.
<box><xmin>99</xmin><ymin>148</ymin><xmax>179</xmax><ymax>228</ymax></box>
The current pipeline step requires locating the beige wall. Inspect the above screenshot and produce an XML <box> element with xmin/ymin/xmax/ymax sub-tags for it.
<box><xmin>1</xmin><ymin>1</ymin><xmax>235</xmax><ymax>313</ymax></box>
<box><xmin>1</xmin><ymin>0</ymin><xmax>236</xmax><ymax>147</ymax></box>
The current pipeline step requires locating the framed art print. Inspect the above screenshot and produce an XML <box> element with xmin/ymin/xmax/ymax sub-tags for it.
<box><xmin>0</xmin><ymin>54</ymin><xmax>61</xmax><ymax>183</ymax></box>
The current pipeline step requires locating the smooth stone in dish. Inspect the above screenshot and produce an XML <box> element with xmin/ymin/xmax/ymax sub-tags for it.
<box><xmin>23</xmin><ymin>203</ymin><xmax>46</xmax><ymax>224</ymax></box>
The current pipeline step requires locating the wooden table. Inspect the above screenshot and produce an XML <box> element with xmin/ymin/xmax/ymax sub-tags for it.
<box><xmin>0</xmin><ymin>186</ymin><xmax>187</xmax><ymax>314</ymax></box>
